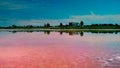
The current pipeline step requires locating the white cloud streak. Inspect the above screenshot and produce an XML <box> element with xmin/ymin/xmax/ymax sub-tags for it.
<box><xmin>70</xmin><ymin>14</ymin><xmax>120</xmax><ymax>24</ymax></box>
<box><xmin>17</xmin><ymin>14</ymin><xmax>120</xmax><ymax>25</ymax></box>
<box><xmin>1</xmin><ymin>14</ymin><xmax>120</xmax><ymax>26</ymax></box>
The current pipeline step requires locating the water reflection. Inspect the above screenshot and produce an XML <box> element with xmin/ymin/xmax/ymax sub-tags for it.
<box><xmin>44</xmin><ymin>31</ymin><xmax>51</xmax><ymax>35</ymax></box>
<box><xmin>9</xmin><ymin>30</ymin><xmax>86</xmax><ymax>37</ymax></box>
<box><xmin>7</xmin><ymin>30</ymin><xmax>120</xmax><ymax>37</ymax></box>
<box><xmin>0</xmin><ymin>30</ymin><xmax>120</xmax><ymax>68</ymax></box>
<box><xmin>97</xmin><ymin>53</ymin><xmax>120</xmax><ymax>68</ymax></box>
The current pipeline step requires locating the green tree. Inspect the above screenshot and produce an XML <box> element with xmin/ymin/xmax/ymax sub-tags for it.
<box><xmin>69</xmin><ymin>22</ymin><xmax>73</xmax><ymax>26</ymax></box>
<box><xmin>47</xmin><ymin>23</ymin><xmax>50</xmax><ymax>28</ymax></box>
<box><xmin>26</xmin><ymin>25</ymin><xmax>33</xmax><ymax>29</ymax></box>
<box><xmin>44</xmin><ymin>24</ymin><xmax>47</xmax><ymax>27</ymax></box>
<box><xmin>80</xmin><ymin>21</ymin><xmax>84</xmax><ymax>27</ymax></box>
<box><xmin>60</xmin><ymin>23</ymin><xmax>63</xmax><ymax>27</ymax></box>
<box><xmin>12</xmin><ymin>25</ymin><xmax>17</xmax><ymax>28</ymax></box>
<box><xmin>115</xmin><ymin>24</ymin><xmax>118</xmax><ymax>27</ymax></box>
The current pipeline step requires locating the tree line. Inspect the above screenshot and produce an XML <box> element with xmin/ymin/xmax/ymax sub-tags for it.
<box><xmin>0</xmin><ymin>21</ymin><xmax>120</xmax><ymax>29</ymax></box>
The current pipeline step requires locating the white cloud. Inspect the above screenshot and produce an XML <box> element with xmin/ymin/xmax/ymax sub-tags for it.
<box><xmin>16</xmin><ymin>14</ymin><xmax>120</xmax><ymax>26</ymax></box>
<box><xmin>1</xmin><ymin>14</ymin><xmax>120</xmax><ymax>26</ymax></box>
<box><xmin>16</xmin><ymin>19</ymin><xmax>69</xmax><ymax>26</ymax></box>
<box><xmin>70</xmin><ymin>14</ymin><xmax>120</xmax><ymax>24</ymax></box>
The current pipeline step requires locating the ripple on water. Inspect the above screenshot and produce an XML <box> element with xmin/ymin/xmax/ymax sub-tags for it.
<box><xmin>97</xmin><ymin>54</ymin><xmax>120</xmax><ymax>68</ymax></box>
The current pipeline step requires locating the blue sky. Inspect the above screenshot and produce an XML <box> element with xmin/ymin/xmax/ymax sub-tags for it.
<box><xmin>0</xmin><ymin>0</ymin><xmax>120</xmax><ymax>26</ymax></box>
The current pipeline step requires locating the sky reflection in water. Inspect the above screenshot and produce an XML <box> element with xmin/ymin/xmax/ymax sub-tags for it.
<box><xmin>0</xmin><ymin>31</ymin><xmax>120</xmax><ymax>68</ymax></box>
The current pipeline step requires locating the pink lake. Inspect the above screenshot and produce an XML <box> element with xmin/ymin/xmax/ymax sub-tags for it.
<box><xmin>0</xmin><ymin>31</ymin><xmax>120</xmax><ymax>68</ymax></box>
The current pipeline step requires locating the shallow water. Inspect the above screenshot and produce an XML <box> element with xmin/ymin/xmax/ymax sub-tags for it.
<box><xmin>0</xmin><ymin>31</ymin><xmax>120</xmax><ymax>68</ymax></box>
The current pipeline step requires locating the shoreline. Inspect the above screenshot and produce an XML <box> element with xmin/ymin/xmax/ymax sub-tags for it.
<box><xmin>0</xmin><ymin>29</ymin><xmax>120</xmax><ymax>31</ymax></box>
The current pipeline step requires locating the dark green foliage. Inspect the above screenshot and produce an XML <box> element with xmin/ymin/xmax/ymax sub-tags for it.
<box><xmin>12</xmin><ymin>25</ymin><xmax>17</xmax><ymax>28</ymax></box>
<box><xmin>60</xmin><ymin>23</ymin><xmax>63</xmax><ymax>27</ymax></box>
<box><xmin>69</xmin><ymin>22</ymin><xmax>73</xmax><ymax>26</ymax></box>
<box><xmin>26</xmin><ymin>25</ymin><xmax>33</xmax><ymax>29</ymax></box>
<box><xmin>44</xmin><ymin>24</ymin><xmax>47</xmax><ymax>27</ymax></box>
<box><xmin>115</xmin><ymin>24</ymin><xmax>118</xmax><ymax>27</ymax></box>
<box><xmin>80</xmin><ymin>21</ymin><xmax>84</xmax><ymax>27</ymax></box>
<box><xmin>46</xmin><ymin>23</ymin><xmax>50</xmax><ymax>27</ymax></box>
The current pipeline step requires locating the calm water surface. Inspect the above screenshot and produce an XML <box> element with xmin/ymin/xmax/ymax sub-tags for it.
<box><xmin>0</xmin><ymin>31</ymin><xmax>120</xmax><ymax>68</ymax></box>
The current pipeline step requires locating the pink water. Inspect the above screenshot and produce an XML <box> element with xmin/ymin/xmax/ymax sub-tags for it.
<box><xmin>0</xmin><ymin>32</ymin><xmax>120</xmax><ymax>68</ymax></box>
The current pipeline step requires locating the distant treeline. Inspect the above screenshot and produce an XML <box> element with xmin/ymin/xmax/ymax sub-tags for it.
<box><xmin>0</xmin><ymin>21</ymin><xmax>120</xmax><ymax>29</ymax></box>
